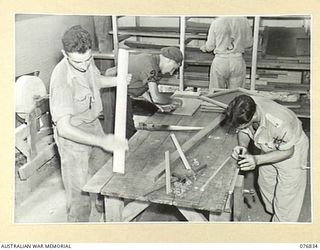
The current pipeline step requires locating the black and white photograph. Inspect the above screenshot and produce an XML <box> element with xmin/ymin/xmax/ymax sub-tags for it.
<box><xmin>14</xmin><ymin>14</ymin><xmax>312</xmax><ymax>225</ymax></box>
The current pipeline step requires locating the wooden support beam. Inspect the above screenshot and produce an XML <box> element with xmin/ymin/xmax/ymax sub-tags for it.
<box><xmin>250</xmin><ymin>16</ymin><xmax>260</xmax><ymax>90</ymax></box>
<box><xmin>147</xmin><ymin>114</ymin><xmax>224</xmax><ymax>182</ymax></box>
<box><xmin>122</xmin><ymin>201</ymin><xmax>150</xmax><ymax>222</ymax></box>
<box><xmin>15</xmin><ymin>124</ymin><xmax>30</xmax><ymax>160</ymax></box>
<box><xmin>112</xmin><ymin>15</ymin><xmax>119</xmax><ymax>64</ymax></box>
<box><xmin>233</xmin><ymin>175</ymin><xmax>244</xmax><ymax>221</ymax></box>
<box><xmin>113</xmin><ymin>49</ymin><xmax>129</xmax><ymax>174</ymax></box>
<box><xmin>105</xmin><ymin>196</ymin><xmax>124</xmax><ymax>222</ymax></box>
<box><xmin>18</xmin><ymin>142</ymin><xmax>56</xmax><ymax>180</ymax></box>
<box><xmin>178</xmin><ymin>207</ymin><xmax>207</xmax><ymax>221</ymax></box>
<box><xmin>179</xmin><ymin>16</ymin><xmax>186</xmax><ymax>91</ymax></box>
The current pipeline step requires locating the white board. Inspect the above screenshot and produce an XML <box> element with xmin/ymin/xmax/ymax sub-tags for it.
<box><xmin>113</xmin><ymin>49</ymin><xmax>129</xmax><ymax>174</ymax></box>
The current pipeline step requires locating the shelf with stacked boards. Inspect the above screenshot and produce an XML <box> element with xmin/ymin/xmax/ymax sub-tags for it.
<box><xmin>93</xmin><ymin>16</ymin><xmax>310</xmax><ymax>118</ymax></box>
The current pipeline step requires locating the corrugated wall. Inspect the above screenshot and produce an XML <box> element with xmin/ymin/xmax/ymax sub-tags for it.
<box><xmin>15</xmin><ymin>14</ymin><xmax>96</xmax><ymax>90</ymax></box>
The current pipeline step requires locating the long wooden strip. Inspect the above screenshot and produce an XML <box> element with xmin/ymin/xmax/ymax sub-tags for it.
<box><xmin>170</xmin><ymin>133</ymin><xmax>191</xmax><ymax>170</ymax></box>
<box><xmin>146</xmin><ymin>114</ymin><xmax>224</xmax><ymax>182</ymax></box>
<box><xmin>113</xmin><ymin>49</ymin><xmax>128</xmax><ymax>174</ymax></box>
<box><xmin>200</xmin><ymin>156</ymin><xmax>231</xmax><ymax>192</ymax></box>
<box><xmin>165</xmin><ymin>151</ymin><xmax>171</xmax><ymax>194</ymax></box>
<box><xmin>198</xmin><ymin>96</ymin><xmax>228</xmax><ymax>109</ymax></box>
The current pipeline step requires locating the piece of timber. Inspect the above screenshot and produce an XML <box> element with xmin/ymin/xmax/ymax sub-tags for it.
<box><xmin>111</xmin><ymin>29</ymin><xmax>207</xmax><ymax>40</ymax></box>
<box><xmin>105</xmin><ymin>196</ymin><xmax>124</xmax><ymax>222</ymax></box>
<box><xmin>178</xmin><ymin>207</ymin><xmax>207</xmax><ymax>221</ymax></box>
<box><xmin>82</xmin><ymin>160</ymin><xmax>113</xmax><ymax>194</ymax></box>
<box><xmin>113</xmin><ymin>49</ymin><xmax>129</xmax><ymax>174</ymax></box>
<box><xmin>165</xmin><ymin>151</ymin><xmax>171</xmax><ymax>194</ymax></box>
<box><xmin>233</xmin><ymin>175</ymin><xmax>244</xmax><ymax>221</ymax></box>
<box><xmin>198</xmin><ymin>96</ymin><xmax>228</xmax><ymax>109</ymax></box>
<box><xmin>146</xmin><ymin>114</ymin><xmax>224</xmax><ymax>182</ymax></box>
<box><xmin>15</xmin><ymin>124</ymin><xmax>30</xmax><ymax>159</ymax></box>
<box><xmin>170</xmin><ymin>133</ymin><xmax>192</xmax><ymax>170</ymax></box>
<box><xmin>122</xmin><ymin>200</ymin><xmax>150</xmax><ymax>222</ymax></box>
<box><xmin>136</xmin><ymin>122</ymin><xmax>203</xmax><ymax>131</ymax></box>
<box><xmin>200</xmin><ymin>156</ymin><xmax>232</xmax><ymax>192</ymax></box>
<box><xmin>18</xmin><ymin>142</ymin><xmax>56</xmax><ymax>180</ymax></box>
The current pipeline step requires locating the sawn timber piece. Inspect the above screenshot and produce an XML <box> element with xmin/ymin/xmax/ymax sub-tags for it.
<box><xmin>146</xmin><ymin>114</ymin><xmax>224</xmax><ymax>182</ymax></box>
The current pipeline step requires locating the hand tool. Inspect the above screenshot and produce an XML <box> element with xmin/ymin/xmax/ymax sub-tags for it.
<box><xmin>143</xmin><ymin>164</ymin><xmax>208</xmax><ymax>196</ymax></box>
<box><xmin>171</xmin><ymin>163</ymin><xmax>207</xmax><ymax>182</ymax></box>
<box><xmin>136</xmin><ymin>122</ymin><xmax>203</xmax><ymax>131</ymax></box>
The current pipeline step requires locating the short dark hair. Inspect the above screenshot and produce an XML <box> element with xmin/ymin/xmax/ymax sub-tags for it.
<box><xmin>62</xmin><ymin>25</ymin><xmax>92</xmax><ymax>53</ymax></box>
<box><xmin>224</xmin><ymin>95</ymin><xmax>256</xmax><ymax>128</ymax></box>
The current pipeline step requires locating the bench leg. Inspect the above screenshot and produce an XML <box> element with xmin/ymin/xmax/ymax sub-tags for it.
<box><xmin>233</xmin><ymin>175</ymin><xmax>244</xmax><ymax>221</ymax></box>
<box><xmin>105</xmin><ymin>196</ymin><xmax>124</xmax><ymax>222</ymax></box>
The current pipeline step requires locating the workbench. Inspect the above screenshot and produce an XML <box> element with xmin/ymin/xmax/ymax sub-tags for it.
<box><xmin>83</xmin><ymin>110</ymin><xmax>244</xmax><ymax>222</ymax></box>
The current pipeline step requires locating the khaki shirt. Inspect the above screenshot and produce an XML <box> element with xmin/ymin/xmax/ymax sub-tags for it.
<box><xmin>49</xmin><ymin>58</ymin><xmax>102</xmax><ymax>127</ymax></box>
<box><xmin>128</xmin><ymin>54</ymin><xmax>161</xmax><ymax>97</ymax></box>
<box><xmin>240</xmin><ymin>96</ymin><xmax>305</xmax><ymax>152</ymax></box>
<box><xmin>204</xmin><ymin>16</ymin><xmax>253</xmax><ymax>55</ymax></box>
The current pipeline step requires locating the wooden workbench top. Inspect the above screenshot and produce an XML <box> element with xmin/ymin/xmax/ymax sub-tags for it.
<box><xmin>84</xmin><ymin>110</ymin><xmax>238</xmax><ymax>214</ymax></box>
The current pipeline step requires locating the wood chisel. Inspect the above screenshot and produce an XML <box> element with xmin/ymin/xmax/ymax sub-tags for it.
<box><xmin>136</xmin><ymin>122</ymin><xmax>203</xmax><ymax>131</ymax></box>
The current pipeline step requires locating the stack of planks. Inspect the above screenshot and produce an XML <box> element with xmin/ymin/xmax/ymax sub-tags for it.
<box><xmin>199</xmin><ymin>101</ymin><xmax>225</xmax><ymax>113</ymax></box>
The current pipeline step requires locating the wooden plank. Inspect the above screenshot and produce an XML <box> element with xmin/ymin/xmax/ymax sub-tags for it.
<box><xmin>233</xmin><ymin>175</ymin><xmax>244</xmax><ymax>221</ymax></box>
<box><xmin>171</xmin><ymin>98</ymin><xmax>201</xmax><ymax>116</ymax></box>
<box><xmin>178</xmin><ymin>207</ymin><xmax>207</xmax><ymax>221</ymax></box>
<box><xmin>82</xmin><ymin>160</ymin><xmax>113</xmax><ymax>194</ymax></box>
<box><xmin>15</xmin><ymin>124</ymin><xmax>30</xmax><ymax>159</ymax></box>
<box><xmin>146</xmin><ymin>114</ymin><xmax>224</xmax><ymax>182</ymax></box>
<box><xmin>179</xmin><ymin>16</ymin><xmax>186</xmax><ymax>91</ymax></box>
<box><xmin>251</xmin><ymin>16</ymin><xmax>260</xmax><ymax>90</ymax></box>
<box><xmin>27</xmin><ymin>111</ymin><xmax>38</xmax><ymax>159</ymax></box>
<box><xmin>18</xmin><ymin>142</ymin><xmax>56</xmax><ymax>180</ymax></box>
<box><xmin>122</xmin><ymin>201</ymin><xmax>150</xmax><ymax>222</ymax></box>
<box><xmin>198</xmin><ymin>96</ymin><xmax>228</xmax><ymax>109</ymax></box>
<box><xmin>200</xmin><ymin>156</ymin><xmax>231</xmax><ymax>192</ymax></box>
<box><xmin>100</xmin><ymin>112</ymin><xmax>238</xmax><ymax>212</ymax></box>
<box><xmin>113</xmin><ymin>49</ymin><xmax>128</xmax><ymax>174</ymax></box>
<box><xmin>165</xmin><ymin>151</ymin><xmax>171</xmax><ymax>194</ymax></box>
<box><xmin>170</xmin><ymin>133</ymin><xmax>192</xmax><ymax>170</ymax></box>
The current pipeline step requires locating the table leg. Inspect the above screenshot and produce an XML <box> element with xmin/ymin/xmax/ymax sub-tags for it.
<box><xmin>105</xmin><ymin>196</ymin><xmax>124</xmax><ymax>222</ymax></box>
<box><xmin>178</xmin><ymin>207</ymin><xmax>207</xmax><ymax>221</ymax></box>
<box><xmin>233</xmin><ymin>175</ymin><xmax>244</xmax><ymax>221</ymax></box>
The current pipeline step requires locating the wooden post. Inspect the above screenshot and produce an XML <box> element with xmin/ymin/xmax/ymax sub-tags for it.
<box><xmin>250</xmin><ymin>16</ymin><xmax>260</xmax><ymax>91</ymax></box>
<box><xmin>179</xmin><ymin>16</ymin><xmax>186</xmax><ymax>91</ymax></box>
<box><xmin>135</xmin><ymin>16</ymin><xmax>141</xmax><ymax>42</ymax></box>
<box><xmin>113</xmin><ymin>49</ymin><xmax>128</xmax><ymax>174</ymax></box>
<box><xmin>112</xmin><ymin>15</ymin><xmax>119</xmax><ymax>65</ymax></box>
<box><xmin>165</xmin><ymin>151</ymin><xmax>171</xmax><ymax>194</ymax></box>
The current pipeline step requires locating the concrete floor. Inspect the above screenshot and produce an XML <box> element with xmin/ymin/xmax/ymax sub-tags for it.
<box><xmin>14</xmin><ymin>159</ymin><xmax>311</xmax><ymax>223</ymax></box>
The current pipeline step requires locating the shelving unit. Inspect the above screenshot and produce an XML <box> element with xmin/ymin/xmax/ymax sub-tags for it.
<box><xmin>92</xmin><ymin>15</ymin><xmax>310</xmax><ymax>117</ymax></box>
